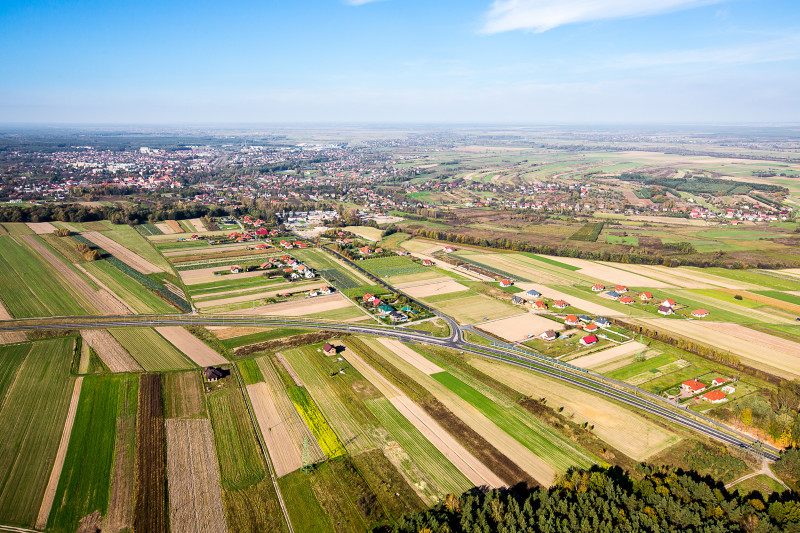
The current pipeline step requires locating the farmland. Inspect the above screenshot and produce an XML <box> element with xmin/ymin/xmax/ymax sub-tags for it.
<box><xmin>360</xmin><ymin>255</ymin><xmax>430</xmax><ymax>279</ymax></box>
<box><xmin>0</xmin><ymin>338</ymin><xmax>75</xmax><ymax>527</ymax></box>
<box><xmin>109</xmin><ymin>327</ymin><xmax>194</xmax><ymax>371</ymax></box>
<box><xmin>133</xmin><ymin>374</ymin><xmax>167</xmax><ymax>533</ymax></box>
<box><xmin>287</xmin><ymin>386</ymin><xmax>347</xmax><ymax>459</ymax></box>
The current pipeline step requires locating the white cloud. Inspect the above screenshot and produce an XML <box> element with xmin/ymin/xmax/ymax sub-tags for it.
<box><xmin>481</xmin><ymin>0</ymin><xmax>722</xmax><ymax>34</ymax></box>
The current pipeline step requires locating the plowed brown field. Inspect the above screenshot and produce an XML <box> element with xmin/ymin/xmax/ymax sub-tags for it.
<box><xmin>133</xmin><ymin>374</ymin><xmax>167</xmax><ymax>533</ymax></box>
<box><xmin>81</xmin><ymin>329</ymin><xmax>143</xmax><ymax>372</ymax></box>
<box><xmin>155</xmin><ymin>327</ymin><xmax>227</xmax><ymax>366</ymax></box>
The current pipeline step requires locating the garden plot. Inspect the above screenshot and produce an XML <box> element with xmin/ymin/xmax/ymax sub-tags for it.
<box><xmin>396</xmin><ymin>277</ymin><xmax>469</xmax><ymax>298</ymax></box>
<box><xmin>81</xmin><ymin>329</ymin><xmax>143</xmax><ymax>372</ymax></box>
<box><xmin>633</xmin><ymin>318</ymin><xmax>800</xmax><ymax>379</ymax></box>
<box><xmin>82</xmin><ymin>231</ymin><xmax>163</xmax><ymax>274</ymax></box>
<box><xmin>26</xmin><ymin>222</ymin><xmax>57</xmax><ymax>234</ymax></box>
<box><xmin>539</xmin><ymin>256</ymin><xmax>672</xmax><ymax>288</ymax></box>
<box><xmin>188</xmin><ymin>218</ymin><xmax>206</xmax><ymax>232</ymax></box>
<box><xmin>155</xmin><ymin>222</ymin><xmax>175</xmax><ymax>234</ymax></box>
<box><xmin>378</xmin><ymin>338</ymin><xmax>444</xmax><ymax>375</ymax></box>
<box><xmin>165</xmin><ymin>419</ymin><xmax>228</xmax><ymax>533</ymax></box>
<box><xmin>570</xmin><ymin>341</ymin><xmax>647</xmax><ymax>370</ymax></box>
<box><xmin>477</xmin><ymin>313</ymin><xmax>564</xmax><ymax>343</ymax></box>
<box><xmin>180</xmin><ymin>266</ymin><xmax>266</xmax><ymax>285</ymax></box>
<box><xmin>154</xmin><ymin>327</ymin><xmax>227</xmax><ymax>366</ymax></box>
<box><xmin>344</xmin><ymin>349</ymin><xmax>503</xmax><ymax>489</ymax></box>
<box><xmin>469</xmin><ymin>357</ymin><xmax>679</xmax><ymax>461</ymax></box>
<box><xmin>225</xmin><ymin>293</ymin><xmax>353</xmax><ymax>317</ymax></box>
<box><xmin>514</xmin><ymin>283</ymin><xmax>622</xmax><ymax>316</ymax></box>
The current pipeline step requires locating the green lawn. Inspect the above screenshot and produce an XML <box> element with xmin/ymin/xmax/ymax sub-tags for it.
<box><xmin>237</xmin><ymin>359</ymin><xmax>265</xmax><ymax>385</ymax></box>
<box><xmin>0</xmin><ymin>338</ymin><xmax>76</xmax><ymax>527</ymax></box>
<box><xmin>360</xmin><ymin>256</ymin><xmax>430</xmax><ymax>279</ymax></box>
<box><xmin>109</xmin><ymin>328</ymin><xmax>194</xmax><ymax>371</ymax></box>
<box><xmin>430</xmin><ymin>371</ymin><xmax>595</xmax><ymax>472</ymax></box>
<box><xmin>47</xmin><ymin>374</ymin><xmax>137</xmax><ymax>533</ymax></box>
<box><xmin>690</xmin><ymin>267</ymin><xmax>800</xmax><ymax>291</ymax></box>
<box><xmin>604</xmin><ymin>351</ymin><xmax>678</xmax><ymax>381</ymax></box>
<box><xmin>519</xmin><ymin>253</ymin><xmax>581</xmax><ymax>271</ymax></box>
<box><xmin>278</xmin><ymin>471</ymin><xmax>334</xmax><ymax>533</ymax></box>
<box><xmin>687</xmin><ymin>289</ymin><xmax>763</xmax><ymax>308</ymax></box>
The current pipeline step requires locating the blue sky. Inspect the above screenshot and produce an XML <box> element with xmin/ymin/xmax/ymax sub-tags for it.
<box><xmin>1</xmin><ymin>0</ymin><xmax>798</xmax><ymax>123</ymax></box>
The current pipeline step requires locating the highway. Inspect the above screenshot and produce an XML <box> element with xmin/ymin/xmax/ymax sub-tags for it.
<box><xmin>0</xmin><ymin>311</ymin><xmax>780</xmax><ymax>461</ymax></box>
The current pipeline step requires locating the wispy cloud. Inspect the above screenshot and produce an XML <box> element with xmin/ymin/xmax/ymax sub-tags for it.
<box><xmin>481</xmin><ymin>0</ymin><xmax>723</xmax><ymax>34</ymax></box>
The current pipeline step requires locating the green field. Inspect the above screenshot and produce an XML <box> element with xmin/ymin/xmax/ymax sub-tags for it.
<box><xmin>220</xmin><ymin>328</ymin><xmax>306</xmax><ymax>350</ymax></box>
<box><xmin>0</xmin><ymin>338</ymin><xmax>76</xmax><ymax>526</ymax></box>
<box><xmin>687</xmin><ymin>289</ymin><xmax>764</xmax><ymax>308</ymax></box>
<box><xmin>753</xmin><ymin>290</ymin><xmax>800</xmax><ymax>306</ymax></box>
<box><xmin>430</xmin><ymin>371</ymin><xmax>595</xmax><ymax>472</ymax></box>
<box><xmin>0</xmin><ymin>343</ymin><xmax>30</xmax><ymax>405</ymax></box>
<box><xmin>359</xmin><ymin>256</ymin><xmax>429</xmax><ymax>279</ymax></box>
<box><xmin>278</xmin><ymin>471</ymin><xmax>335</xmax><ymax>532</ymax></box>
<box><xmin>689</xmin><ymin>267</ymin><xmax>800</xmax><ymax>291</ymax></box>
<box><xmin>237</xmin><ymin>359</ymin><xmax>265</xmax><ymax>385</ymax></box>
<box><xmin>82</xmin><ymin>260</ymin><xmax>176</xmax><ymax>314</ymax></box>
<box><xmin>364</xmin><ymin>397</ymin><xmax>471</xmax><ymax>498</ymax></box>
<box><xmin>569</xmin><ymin>222</ymin><xmax>604</xmax><ymax>242</ymax></box>
<box><xmin>286</xmin><ymin>386</ymin><xmax>347</xmax><ymax>459</ymax></box>
<box><xmin>109</xmin><ymin>328</ymin><xmax>194</xmax><ymax>371</ymax></box>
<box><xmin>136</xmin><ymin>223</ymin><xmax>163</xmax><ymax>236</ymax></box>
<box><xmin>47</xmin><ymin>374</ymin><xmax>137</xmax><ymax>533</ymax></box>
<box><xmin>163</xmin><ymin>371</ymin><xmax>206</xmax><ymax>419</ymax></box>
<box><xmin>0</xmin><ymin>235</ymin><xmax>91</xmax><ymax>318</ymax></box>
<box><xmin>208</xmin><ymin>388</ymin><xmax>268</xmax><ymax>490</ymax></box>
<box><xmin>103</xmin><ymin>225</ymin><xmax>174</xmax><ymax>272</ymax></box>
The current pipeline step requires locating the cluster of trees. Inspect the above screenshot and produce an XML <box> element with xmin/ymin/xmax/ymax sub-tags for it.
<box><xmin>388</xmin><ymin>466</ymin><xmax>800</xmax><ymax>533</ymax></box>
<box><xmin>619</xmin><ymin>172</ymin><xmax>788</xmax><ymax>196</ymax></box>
<box><xmin>76</xmin><ymin>242</ymin><xmax>100</xmax><ymax>261</ymax></box>
<box><xmin>717</xmin><ymin>381</ymin><xmax>800</xmax><ymax>450</ymax></box>
<box><xmin>0</xmin><ymin>202</ymin><xmax>229</xmax><ymax>225</ymax></box>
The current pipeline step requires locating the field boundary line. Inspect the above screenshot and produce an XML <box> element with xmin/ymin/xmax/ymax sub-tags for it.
<box><xmin>231</xmin><ymin>364</ymin><xmax>295</xmax><ymax>533</ymax></box>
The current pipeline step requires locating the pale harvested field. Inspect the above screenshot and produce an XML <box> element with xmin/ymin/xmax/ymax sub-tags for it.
<box><xmin>344</xmin><ymin>225</ymin><xmax>383</xmax><ymax>241</ymax></box>
<box><xmin>81</xmin><ymin>329</ymin><xmax>143</xmax><ymax>372</ymax></box>
<box><xmin>163</xmin><ymin>243</ymin><xmax>254</xmax><ymax>257</ymax></box>
<box><xmin>378</xmin><ymin>338</ymin><xmax>444</xmax><ymax>375</ymax></box>
<box><xmin>634</xmin><ymin>318</ymin><xmax>800</xmax><ymax>379</ymax></box>
<box><xmin>21</xmin><ymin>234</ymin><xmax>127</xmax><ymax>315</ymax></box>
<box><xmin>539</xmin><ymin>256</ymin><xmax>672</xmax><ymax>288</ymax></box>
<box><xmin>206</xmin><ymin>326</ymin><xmax>273</xmax><ymax>340</ymax></box>
<box><xmin>0</xmin><ymin>298</ymin><xmax>27</xmax><ymax>343</ymax></box>
<box><xmin>73</xmin><ymin>263</ymin><xmax>135</xmax><ymax>314</ymax></box>
<box><xmin>189</xmin><ymin>218</ymin><xmax>206</xmax><ymax>232</ymax></box>
<box><xmin>478</xmin><ymin>313</ymin><xmax>565</xmax><ymax>343</ymax></box>
<box><xmin>361</xmin><ymin>338</ymin><xmax>557</xmax><ymax>485</ymax></box>
<box><xmin>470</xmin><ymin>358</ymin><xmax>679</xmax><ymax>461</ymax></box>
<box><xmin>256</xmin><ymin>357</ymin><xmax>325</xmax><ymax>468</ymax></box>
<box><xmin>225</xmin><ymin>293</ymin><xmax>352</xmax><ymax>317</ymax></box>
<box><xmin>82</xmin><ymin>231</ymin><xmax>163</xmax><ymax>274</ymax></box>
<box><xmin>431</xmin><ymin>294</ymin><xmax>520</xmax><ymax>324</ymax></box>
<box><xmin>344</xmin><ymin>349</ymin><xmax>504</xmax><ymax>488</ymax></box>
<box><xmin>155</xmin><ymin>222</ymin><xmax>175</xmax><ymax>234</ymax></box>
<box><xmin>487</xmin><ymin>254</ymin><xmax>573</xmax><ymax>285</ymax></box>
<box><xmin>180</xmin><ymin>266</ymin><xmax>266</xmax><ymax>285</ymax></box>
<box><xmin>570</xmin><ymin>341</ymin><xmax>648</xmax><ymax>369</ymax></box>
<box><xmin>669</xmin><ymin>267</ymin><xmax>766</xmax><ymax>290</ymax></box>
<box><xmin>26</xmin><ymin>222</ymin><xmax>57</xmax><ymax>234</ymax></box>
<box><xmin>385</xmin><ymin>269</ymin><xmax>445</xmax><ymax>285</ymax></box>
<box><xmin>35</xmin><ymin>377</ymin><xmax>83</xmax><ymax>529</ymax></box>
<box><xmin>627</xmin><ymin>215</ymin><xmax>710</xmax><ymax>226</ymax></box>
<box><xmin>195</xmin><ymin>281</ymin><xmax>319</xmax><ymax>308</ymax></box>
<box><xmin>165</xmin><ymin>419</ymin><xmax>228</xmax><ymax>533</ymax></box>
<box><xmin>165</xmin><ymin>220</ymin><xmax>183</xmax><ymax>233</ymax></box>
<box><xmin>399</xmin><ymin>238</ymin><xmax>444</xmax><ymax>254</ymax></box>
<box><xmin>609</xmin><ymin>264</ymin><xmax>716</xmax><ymax>289</ymax></box>
<box><xmin>515</xmin><ymin>283</ymin><xmax>623</xmax><ymax>316</ymax></box>
<box><xmin>154</xmin><ymin>327</ymin><xmax>227</xmax><ymax>366</ymax></box>
<box><xmin>398</xmin><ymin>278</ymin><xmax>469</xmax><ymax>298</ymax></box>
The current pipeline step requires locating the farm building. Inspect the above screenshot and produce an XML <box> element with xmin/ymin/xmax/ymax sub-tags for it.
<box><xmin>640</xmin><ymin>292</ymin><xmax>653</xmax><ymax>301</ymax></box>
<box><xmin>702</xmin><ymin>390</ymin><xmax>727</xmax><ymax>403</ymax></box>
<box><xmin>541</xmin><ymin>330</ymin><xmax>557</xmax><ymax>341</ymax></box>
<box><xmin>681</xmin><ymin>380</ymin><xmax>707</xmax><ymax>394</ymax></box>
<box><xmin>691</xmin><ymin>309</ymin><xmax>710</xmax><ymax>318</ymax></box>
<box><xmin>657</xmin><ymin>305</ymin><xmax>674</xmax><ymax>316</ymax></box>
<box><xmin>204</xmin><ymin>367</ymin><xmax>225</xmax><ymax>382</ymax></box>
<box><xmin>323</xmin><ymin>343</ymin><xmax>338</xmax><ymax>356</ymax></box>
<box><xmin>580</xmin><ymin>335</ymin><xmax>598</xmax><ymax>346</ymax></box>
<box><xmin>564</xmin><ymin>314</ymin><xmax>579</xmax><ymax>325</ymax></box>
<box><xmin>552</xmin><ymin>300</ymin><xmax>569</xmax><ymax>309</ymax></box>
<box><xmin>591</xmin><ymin>284</ymin><xmax>605</xmax><ymax>292</ymax></box>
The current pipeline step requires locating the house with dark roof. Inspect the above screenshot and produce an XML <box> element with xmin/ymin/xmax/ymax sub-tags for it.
<box><xmin>323</xmin><ymin>343</ymin><xmax>337</xmax><ymax>356</ymax></box>
<box><xmin>604</xmin><ymin>291</ymin><xmax>621</xmax><ymax>300</ymax></box>
<box><xmin>541</xmin><ymin>330</ymin><xmax>557</xmax><ymax>341</ymax></box>
<box><xmin>595</xmin><ymin>317</ymin><xmax>610</xmax><ymax>328</ymax></box>
<box><xmin>657</xmin><ymin>305</ymin><xmax>674</xmax><ymax>316</ymax></box>
<box><xmin>204</xmin><ymin>367</ymin><xmax>225</xmax><ymax>382</ymax></box>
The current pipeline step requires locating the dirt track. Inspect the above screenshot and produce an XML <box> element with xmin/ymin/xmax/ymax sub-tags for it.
<box><xmin>165</xmin><ymin>419</ymin><xmax>228</xmax><ymax>533</ymax></box>
<box><xmin>81</xmin><ymin>329</ymin><xmax>143</xmax><ymax>372</ymax></box>
<box><xmin>154</xmin><ymin>327</ymin><xmax>227</xmax><ymax>366</ymax></box>
<box><xmin>82</xmin><ymin>231</ymin><xmax>163</xmax><ymax>274</ymax></box>
<box><xmin>36</xmin><ymin>377</ymin><xmax>83</xmax><ymax>529</ymax></box>
<box><xmin>378</xmin><ymin>338</ymin><xmax>444</xmax><ymax>375</ymax></box>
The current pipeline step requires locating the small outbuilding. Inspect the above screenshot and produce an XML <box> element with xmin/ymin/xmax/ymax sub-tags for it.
<box><xmin>323</xmin><ymin>343</ymin><xmax>338</xmax><ymax>356</ymax></box>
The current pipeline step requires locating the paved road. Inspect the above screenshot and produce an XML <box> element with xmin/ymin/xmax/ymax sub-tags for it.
<box><xmin>0</xmin><ymin>312</ymin><xmax>780</xmax><ymax>461</ymax></box>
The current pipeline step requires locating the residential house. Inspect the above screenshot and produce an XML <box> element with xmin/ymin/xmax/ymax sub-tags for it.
<box><xmin>640</xmin><ymin>292</ymin><xmax>653</xmax><ymax>301</ymax></box>
<box><xmin>541</xmin><ymin>330</ymin><xmax>557</xmax><ymax>341</ymax></box>
<box><xmin>204</xmin><ymin>367</ymin><xmax>225</xmax><ymax>382</ymax></box>
<box><xmin>422</xmin><ymin>259</ymin><xmax>434</xmax><ymax>266</ymax></box>
<box><xmin>657</xmin><ymin>305</ymin><xmax>674</xmax><ymax>316</ymax></box>
<box><xmin>595</xmin><ymin>317</ymin><xmax>611</xmax><ymax>328</ymax></box>
<box><xmin>615</xmin><ymin>285</ymin><xmax>628</xmax><ymax>293</ymax></box>
<box><xmin>661</xmin><ymin>299</ymin><xmax>677</xmax><ymax>308</ymax></box>
<box><xmin>702</xmin><ymin>390</ymin><xmax>727</xmax><ymax>403</ymax></box>
<box><xmin>681</xmin><ymin>380</ymin><xmax>707</xmax><ymax>394</ymax></box>
<box><xmin>620</xmin><ymin>296</ymin><xmax>635</xmax><ymax>305</ymax></box>
<box><xmin>500</xmin><ymin>279</ymin><xmax>513</xmax><ymax>287</ymax></box>
<box><xmin>230</xmin><ymin>265</ymin><xmax>242</xmax><ymax>274</ymax></box>
<box><xmin>591</xmin><ymin>284</ymin><xmax>605</xmax><ymax>292</ymax></box>
<box><xmin>604</xmin><ymin>291</ymin><xmax>621</xmax><ymax>300</ymax></box>
<box><xmin>691</xmin><ymin>309</ymin><xmax>709</xmax><ymax>318</ymax></box>
<box><xmin>323</xmin><ymin>343</ymin><xmax>337</xmax><ymax>356</ymax></box>
<box><xmin>580</xmin><ymin>335</ymin><xmax>598</xmax><ymax>346</ymax></box>
<box><xmin>443</xmin><ymin>246</ymin><xmax>456</xmax><ymax>253</ymax></box>
<box><xmin>564</xmin><ymin>314</ymin><xmax>579</xmax><ymax>325</ymax></box>
<box><xmin>552</xmin><ymin>300</ymin><xmax>569</xmax><ymax>309</ymax></box>
<box><xmin>584</xmin><ymin>323</ymin><xmax>599</xmax><ymax>333</ymax></box>
<box><xmin>533</xmin><ymin>300</ymin><xmax>548</xmax><ymax>311</ymax></box>
<box><xmin>710</xmin><ymin>377</ymin><xmax>729</xmax><ymax>387</ymax></box>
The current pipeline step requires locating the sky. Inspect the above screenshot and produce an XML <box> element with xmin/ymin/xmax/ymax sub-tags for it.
<box><xmin>0</xmin><ymin>0</ymin><xmax>798</xmax><ymax>124</ymax></box>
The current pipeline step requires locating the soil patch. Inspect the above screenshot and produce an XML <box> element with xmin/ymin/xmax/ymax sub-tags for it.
<box><xmin>81</xmin><ymin>329</ymin><xmax>143</xmax><ymax>372</ymax></box>
<box><xmin>478</xmin><ymin>313</ymin><xmax>564</xmax><ymax>343</ymax></box>
<box><xmin>82</xmin><ymin>231</ymin><xmax>163</xmax><ymax>274</ymax></box>
<box><xmin>377</xmin><ymin>338</ymin><xmax>444</xmax><ymax>375</ymax></box>
<box><xmin>570</xmin><ymin>341</ymin><xmax>648</xmax><ymax>369</ymax></box>
<box><xmin>155</xmin><ymin>326</ymin><xmax>227</xmax><ymax>366</ymax></box>
<box><xmin>223</xmin><ymin>293</ymin><xmax>352</xmax><ymax>316</ymax></box>
<box><xmin>26</xmin><ymin>222</ymin><xmax>57</xmax><ymax>234</ymax></box>
<box><xmin>398</xmin><ymin>278</ymin><xmax>469</xmax><ymax>298</ymax></box>
<box><xmin>133</xmin><ymin>374</ymin><xmax>167</xmax><ymax>533</ymax></box>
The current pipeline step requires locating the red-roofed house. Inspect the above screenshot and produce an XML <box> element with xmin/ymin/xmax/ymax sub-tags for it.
<box><xmin>564</xmin><ymin>314</ymin><xmax>579</xmax><ymax>325</ymax></box>
<box><xmin>359</xmin><ymin>246</ymin><xmax>372</xmax><ymax>255</ymax></box>
<box><xmin>702</xmin><ymin>390</ymin><xmax>727</xmax><ymax>403</ymax></box>
<box><xmin>711</xmin><ymin>377</ymin><xmax>729</xmax><ymax>387</ymax></box>
<box><xmin>230</xmin><ymin>265</ymin><xmax>242</xmax><ymax>274</ymax></box>
<box><xmin>363</xmin><ymin>293</ymin><xmax>375</xmax><ymax>302</ymax></box>
<box><xmin>422</xmin><ymin>259</ymin><xmax>434</xmax><ymax>266</ymax></box>
<box><xmin>692</xmin><ymin>309</ymin><xmax>709</xmax><ymax>318</ymax></box>
<box><xmin>533</xmin><ymin>301</ymin><xmax>548</xmax><ymax>310</ymax></box>
<box><xmin>591</xmin><ymin>284</ymin><xmax>605</xmax><ymax>292</ymax></box>
<box><xmin>681</xmin><ymin>380</ymin><xmax>706</xmax><ymax>394</ymax></box>
<box><xmin>255</xmin><ymin>228</ymin><xmax>269</xmax><ymax>236</ymax></box>
<box><xmin>615</xmin><ymin>285</ymin><xmax>628</xmax><ymax>293</ymax></box>
<box><xmin>552</xmin><ymin>300</ymin><xmax>569</xmax><ymax>309</ymax></box>
<box><xmin>580</xmin><ymin>335</ymin><xmax>598</xmax><ymax>346</ymax></box>
<box><xmin>500</xmin><ymin>279</ymin><xmax>513</xmax><ymax>287</ymax></box>
<box><xmin>584</xmin><ymin>324</ymin><xmax>599</xmax><ymax>333</ymax></box>
<box><xmin>443</xmin><ymin>246</ymin><xmax>456</xmax><ymax>253</ymax></box>
<box><xmin>661</xmin><ymin>299</ymin><xmax>677</xmax><ymax>308</ymax></box>
<box><xmin>640</xmin><ymin>292</ymin><xmax>653</xmax><ymax>301</ymax></box>
<box><xmin>620</xmin><ymin>296</ymin><xmax>635</xmax><ymax>305</ymax></box>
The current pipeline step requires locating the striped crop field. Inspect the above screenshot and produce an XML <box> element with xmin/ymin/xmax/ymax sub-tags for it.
<box><xmin>109</xmin><ymin>328</ymin><xmax>194</xmax><ymax>371</ymax></box>
<box><xmin>286</xmin><ymin>386</ymin><xmax>347</xmax><ymax>459</ymax></box>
